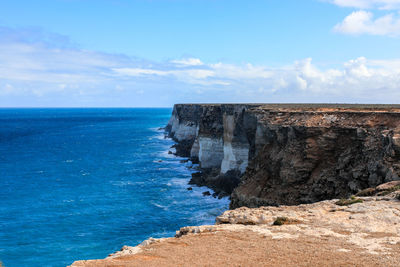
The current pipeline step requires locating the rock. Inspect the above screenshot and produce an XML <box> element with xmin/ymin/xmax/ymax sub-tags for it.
<box><xmin>202</xmin><ymin>191</ymin><xmax>211</xmax><ymax>196</ymax></box>
<box><xmin>165</xmin><ymin>104</ymin><xmax>400</xmax><ymax>208</ymax></box>
<box><xmin>71</xmin><ymin>194</ymin><xmax>400</xmax><ymax>266</ymax></box>
<box><xmin>355</xmin><ymin>187</ymin><xmax>376</xmax><ymax>197</ymax></box>
<box><xmin>187</xmin><ymin>187</ymin><xmax>193</xmax><ymax>191</ymax></box>
<box><xmin>376</xmin><ymin>181</ymin><xmax>400</xmax><ymax>191</ymax></box>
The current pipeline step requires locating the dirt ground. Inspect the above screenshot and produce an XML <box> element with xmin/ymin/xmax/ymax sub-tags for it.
<box><xmin>71</xmin><ymin>228</ymin><xmax>400</xmax><ymax>267</ymax></box>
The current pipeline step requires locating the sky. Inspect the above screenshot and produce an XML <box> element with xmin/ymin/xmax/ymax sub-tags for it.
<box><xmin>0</xmin><ymin>0</ymin><xmax>400</xmax><ymax>107</ymax></box>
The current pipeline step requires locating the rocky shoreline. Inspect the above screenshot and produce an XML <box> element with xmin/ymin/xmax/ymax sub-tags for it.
<box><xmin>71</xmin><ymin>182</ymin><xmax>400</xmax><ymax>266</ymax></box>
<box><xmin>71</xmin><ymin>104</ymin><xmax>400</xmax><ymax>266</ymax></box>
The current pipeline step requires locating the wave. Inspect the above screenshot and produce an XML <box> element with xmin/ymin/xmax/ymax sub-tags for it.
<box><xmin>150</xmin><ymin>201</ymin><xmax>169</xmax><ymax>211</ymax></box>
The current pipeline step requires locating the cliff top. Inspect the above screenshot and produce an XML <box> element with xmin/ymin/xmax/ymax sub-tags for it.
<box><xmin>70</xmin><ymin>184</ymin><xmax>400</xmax><ymax>267</ymax></box>
<box><xmin>174</xmin><ymin>103</ymin><xmax>400</xmax><ymax>112</ymax></box>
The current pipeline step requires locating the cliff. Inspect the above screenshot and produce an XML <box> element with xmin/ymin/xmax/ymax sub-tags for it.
<box><xmin>70</xmin><ymin>186</ymin><xmax>400</xmax><ymax>266</ymax></box>
<box><xmin>166</xmin><ymin>104</ymin><xmax>400</xmax><ymax>208</ymax></box>
<box><xmin>70</xmin><ymin>105</ymin><xmax>400</xmax><ymax>266</ymax></box>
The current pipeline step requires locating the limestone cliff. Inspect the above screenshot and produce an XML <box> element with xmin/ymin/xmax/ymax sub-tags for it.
<box><xmin>166</xmin><ymin>104</ymin><xmax>400</xmax><ymax>208</ymax></box>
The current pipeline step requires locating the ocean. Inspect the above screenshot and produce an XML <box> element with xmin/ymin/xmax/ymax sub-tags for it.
<box><xmin>0</xmin><ymin>108</ymin><xmax>229</xmax><ymax>267</ymax></box>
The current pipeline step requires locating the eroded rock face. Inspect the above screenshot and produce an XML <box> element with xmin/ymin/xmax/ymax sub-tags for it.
<box><xmin>166</xmin><ymin>104</ymin><xmax>400</xmax><ymax>207</ymax></box>
<box><xmin>221</xmin><ymin>114</ymin><xmax>250</xmax><ymax>174</ymax></box>
<box><xmin>231</xmin><ymin>107</ymin><xmax>400</xmax><ymax>208</ymax></box>
<box><xmin>167</xmin><ymin>104</ymin><xmax>258</xmax><ymax>195</ymax></box>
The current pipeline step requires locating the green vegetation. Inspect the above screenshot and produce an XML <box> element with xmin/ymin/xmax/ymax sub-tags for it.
<box><xmin>273</xmin><ymin>217</ymin><xmax>300</xmax><ymax>226</ymax></box>
<box><xmin>379</xmin><ymin>185</ymin><xmax>400</xmax><ymax>196</ymax></box>
<box><xmin>355</xmin><ymin>188</ymin><xmax>376</xmax><ymax>197</ymax></box>
<box><xmin>273</xmin><ymin>217</ymin><xmax>288</xmax><ymax>226</ymax></box>
<box><xmin>335</xmin><ymin>196</ymin><xmax>363</xmax><ymax>206</ymax></box>
<box><xmin>356</xmin><ymin>184</ymin><xmax>400</xmax><ymax>197</ymax></box>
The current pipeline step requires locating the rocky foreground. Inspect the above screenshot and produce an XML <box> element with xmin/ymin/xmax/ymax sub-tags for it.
<box><xmin>70</xmin><ymin>182</ymin><xmax>400</xmax><ymax>267</ymax></box>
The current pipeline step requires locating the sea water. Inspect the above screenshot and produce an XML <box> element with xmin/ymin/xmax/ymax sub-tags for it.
<box><xmin>0</xmin><ymin>108</ymin><xmax>229</xmax><ymax>267</ymax></box>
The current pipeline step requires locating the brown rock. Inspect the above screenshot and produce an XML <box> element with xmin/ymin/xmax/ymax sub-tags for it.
<box><xmin>70</xmin><ymin>194</ymin><xmax>400</xmax><ymax>267</ymax></box>
<box><xmin>376</xmin><ymin>181</ymin><xmax>400</xmax><ymax>191</ymax></box>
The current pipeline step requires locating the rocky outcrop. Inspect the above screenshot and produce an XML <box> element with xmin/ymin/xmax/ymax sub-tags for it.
<box><xmin>167</xmin><ymin>104</ymin><xmax>261</xmax><ymax>196</ymax></box>
<box><xmin>166</xmin><ymin>104</ymin><xmax>400</xmax><ymax>207</ymax></box>
<box><xmin>70</xmin><ymin>187</ymin><xmax>400</xmax><ymax>266</ymax></box>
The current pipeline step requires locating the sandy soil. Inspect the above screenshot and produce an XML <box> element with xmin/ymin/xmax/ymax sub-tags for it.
<box><xmin>71</xmin><ymin>192</ymin><xmax>400</xmax><ymax>267</ymax></box>
<box><xmin>71</xmin><ymin>229</ymin><xmax>400</xmax><ymax>267</ymax></box>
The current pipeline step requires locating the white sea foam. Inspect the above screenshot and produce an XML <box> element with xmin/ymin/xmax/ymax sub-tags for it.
<box><xmin>169</xmin><ymin>178</ymin><xmax>190</xmax><ymax>187</ymax></box>
<box><xmin>152</xmin><ymin>231</ymin><xmax>174</xmax><ymax>237</ymax></box>
<box><xmin>111</xmin><ymin>180</ymin><xmax>139</xmax><ymax>187</ymax></box>
<box><xmin>148</xmin><ymin>127</ymin><xmax>163</xmax><ymax>132</ymax></box>
<box><xmin>159</xmin><ymin>148</ymin><xmax>178</xmax><ymax>159</ymax></box>
<box><xmin>154</xmin><ymin>133</ymin><xmax>167</xmax><ymax>140</ymax></box>
<box><xmin>150</xmin><ymin>201</ymin><xmax>169</xmax><ymax>210</ymax></box>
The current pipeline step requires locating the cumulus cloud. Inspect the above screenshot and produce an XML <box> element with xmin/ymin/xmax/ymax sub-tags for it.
<box><xmin>170</xmin><ymin>58</ymin><xmax>203</xmax><ymax>66</ymax></box>
<box><xmin>329</xmin><ymin>0</ymin><xmax>400</xmax><ymax>36</ymax></box>
<box><xmin>1</xmin><ymin>26</ymin><xmax>400</xmax><ymax>106</ymax></box>
<box><xmin>329</xmin><ymin>0</ymin><xmax>400</xmax><ymax>10</ymax></box>
<box><xmin>112</xmin><ymin>56</ymin><xmax>400</xmax><ymax>102</ymax></box>
<box><xmin>334</xmin><ymin>10</ymin><xmax>400</xmax><ymax>36</ymax></box>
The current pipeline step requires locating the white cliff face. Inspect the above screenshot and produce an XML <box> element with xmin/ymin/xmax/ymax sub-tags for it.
<box><xmin>191</xmin><ymin>138</ymin><xmax>200</xmax><ymax>159</ymax></box>
<box><xmin>221</xmin><ymin>143</ymin><xmax>249</xmax><ymax>174</ymax></box>
<box><xmin>198</xmin><ymin>137</ymin><xmax>224</xmax><ymax>169</ymax></box>
<box><xmin>220</xmin><ymin>115</ymin><xmax>249</xmax><ymax>174</ymax></box>
<box><xmin>190</xmin><ymin>126</ymin><xmax>200</xmax><ymax>159</ymax></box>
<box><xmin>167</xmin><ymin>106</ymin><xmax>251</xmax><ymax>176</ymax></box>
<box><xmin>168</xmin><ymin>114</ymin><xmax>197</xmax><ymax>142</ymax></box>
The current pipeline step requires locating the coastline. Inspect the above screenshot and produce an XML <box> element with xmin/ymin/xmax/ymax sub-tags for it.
<box><xmin>70</xmin><ymin>104</ymin><xmax>400</xmax><ymax>266</ymax></box>
<box><xmin>166</xmin><ymin>103</ymin><xmax>400</xmax><ymax>207</ymax></box>
<box><xmin>71</xmin><ymin>185</ymin><xmax>400</xmax><ymax>266</ymax></box>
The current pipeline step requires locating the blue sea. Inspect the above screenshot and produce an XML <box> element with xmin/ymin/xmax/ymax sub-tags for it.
<box><xmin>0</xmin><ymin>108</ymin><xmax>229</xmax><ymax>267</ymax></box>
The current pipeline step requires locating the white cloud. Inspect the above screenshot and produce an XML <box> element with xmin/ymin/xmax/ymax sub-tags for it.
<box><xmin>329</xmin><ymin>0</ymin><xmax>400</xmax><ymax>36</ymax></box>
<box><xmin>91</xmin><ymin>56</ymin><xmax>400</xmax><ymax>101</ymax></box>
<box><xmin>334</xmin><ymin>10</ymin><xmax>400</xmax><ymax>36</ymax></box>
<box><xmin>2</xmin><ymin>26</ymin><xmax>400</xmax><ymax>105</ymax></box>
<box><xmin>112</xmin><ymin>67</ymin><xmax>217</xmax><ymax>85</ymax></box>
<box><xmin>112</xmin><ymin>68</ymin><xmax>169</xmax><ymax>77</ymax></box>
<box><xmin>171</xmin><ymin>58</ymin><xmax>203</xmax><ymax>66</ymax></box>
<box><xmin>330</xmin><ymin>0</ymin><xmax>400</xmax><ymax>10</ymax></box>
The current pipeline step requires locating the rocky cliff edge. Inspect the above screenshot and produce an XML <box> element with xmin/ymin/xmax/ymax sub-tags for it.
<box><xmin>70</xmin><ymin>184</ymin><xmax>400</xmax><ymax>266</ymax></box>
<box><xmin>166</xmin><ymin>104</ymin><xmax>400</xmax><ymax>208</ymax></box>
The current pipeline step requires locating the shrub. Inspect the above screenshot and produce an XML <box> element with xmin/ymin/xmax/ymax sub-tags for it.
<box><xmin>273</xmin><ymin>217</ymin><xmax>300</xmax><ymax>226</ymax></box>
<box><xmin>335</xmin><ymin>196</ymin><xmax>363</xmax><ymax>206</ymax></box>
<box><xmin>273</xmin><ymin>217</ymin><xmax>288</xmax><ymax>226</ymax></box>
<box><xmin>355</xmin><ymin>188</ymin><xmax>376</xmax><ymax>197</ymax></box>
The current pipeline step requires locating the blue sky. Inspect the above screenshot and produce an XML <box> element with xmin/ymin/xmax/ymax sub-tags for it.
<box><xmin>1</xmin><ymin>0</ymin><xmax>400</xmax><ymax>107</ymax></box>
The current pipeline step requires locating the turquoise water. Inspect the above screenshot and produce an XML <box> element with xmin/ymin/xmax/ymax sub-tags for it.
<box><xmin>0</xmin><ymin>108</ymin><xmax>229</xmax><ymax>267</ymax></box>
